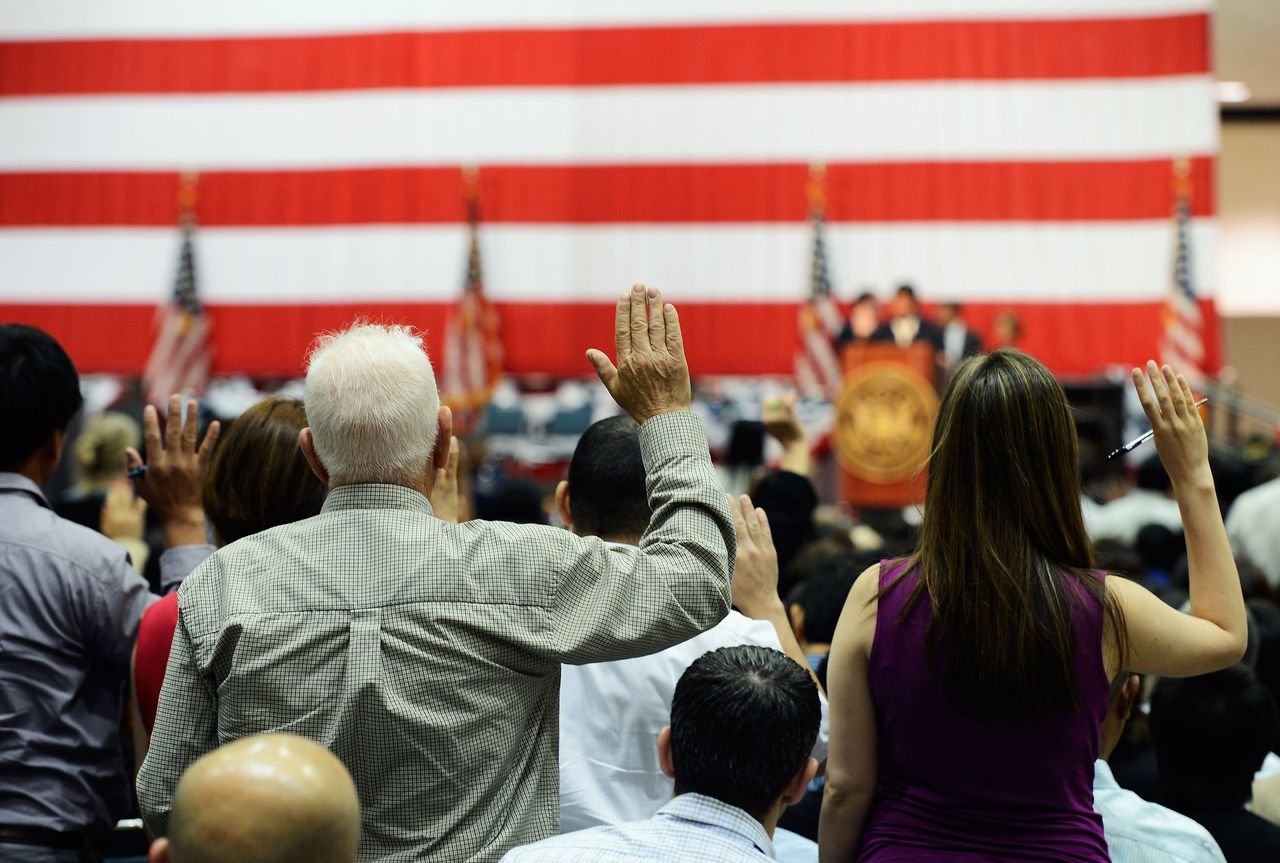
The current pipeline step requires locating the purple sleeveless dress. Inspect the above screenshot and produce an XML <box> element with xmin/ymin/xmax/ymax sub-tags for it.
<box><xmin>858</xmin><ymin>560</ymin><xmax>1111</xmax><ymax>862</ymax></box>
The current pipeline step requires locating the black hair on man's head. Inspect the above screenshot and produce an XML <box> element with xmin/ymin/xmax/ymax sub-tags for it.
<box><xmin>1136</xmin><ymin>455</ymin><xmax>1173</xmax><ymax>493</ymax></box>
<box><xmin>0</xmin><ymin>324</ymin><xmax>82</xmax><ymax>470</ymax></box>
<box><xmin>1150</xmin><ymin>663</ymin><xmax>1280</xmax><ymax>806</ymax></box>
<box><xmin>670</xmin><ymin>645</ymin><xmax>820</xmax><ymax>816</ymax></box>
<box><xmin>895</xmin><ymin>283</ymin><xmax>917</xmax><ymax>300</ymax></box>
<box><xmin>567</xmin><ymin>414</ymin><xmax>648</xmax><ymax>540</ymax></box>
<box><xmin>789</xmin><ymin>550</ymin><xmax>866</xmax><ymax>645</ymax></box>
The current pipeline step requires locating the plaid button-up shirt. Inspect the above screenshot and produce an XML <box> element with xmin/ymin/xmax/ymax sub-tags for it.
<box><xmin>136</xmin><ymin>412</ymin><xmax>734</xmax><ymax>862</ymax></box>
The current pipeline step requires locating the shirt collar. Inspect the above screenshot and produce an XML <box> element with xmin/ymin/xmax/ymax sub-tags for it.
<box><xmin>321</xmin><ymin>483</ymin><xmax>433</xmax><ymax>516</ymax></box>
<box><xmin>656</xmin><ymin>793</ymin><xmax>776</xmax><ymax>859</ymax></box>
<box><xmin>1094</xmin><ymin>759</ymin><xmax>1119</xmax><ymax>791</ymax></box>
<box><xmin>0</xmin><ymin>472</ymin><xmax>51</xmax><ymax>509</ymax></box>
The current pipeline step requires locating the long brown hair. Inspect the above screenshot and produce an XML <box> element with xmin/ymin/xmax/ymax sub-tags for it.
<box><xmin>202</xmin><ymin>397</ymin><xmax>327</xmax><ymax>545</ymax></box>
<box><xmin>897</xmin><ymin>349</ymin><xmax>1125</xmax><ymax>720</ymax></box>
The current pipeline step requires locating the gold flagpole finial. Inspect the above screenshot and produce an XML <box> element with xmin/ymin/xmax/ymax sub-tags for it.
<box><xmin>1172</xmin><ymin>157</ymin><xmax>1192</xmax><ymax>201</ymax></box>
<box><xmin>806</xmin><ymin>161</ymin><xmax>827</xmax><ymax>213</ymax></box>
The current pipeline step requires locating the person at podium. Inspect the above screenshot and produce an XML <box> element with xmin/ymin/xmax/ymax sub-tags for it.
<box><xmin>835</xmin><ymin>291</ymin><xmax>881</xmax><ymax>351</ymax></box>
<box><xmin>870</xmin><ymin>284</ymin><xmax>943</xmax><ymax>352</ymax></box>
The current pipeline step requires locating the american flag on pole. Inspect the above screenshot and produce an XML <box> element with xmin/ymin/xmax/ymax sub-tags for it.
<box><xmin>794</xmin><ymin>165</ymin><xmax>844</xmax><ymax>399</ymax></box>
<box><xmin>441</xmin><ymin>169</ymin><xmax>503</xmax><ymax>437</ymax></box>
<box><xmin>141</xmin><ymin>173</ymin><xmax>211</xmax><ymax>407</ymax></box>
<box><xmin>1159</xmin><ymin>158</ymin><xmax>1205</xmax><ymax>383</ymax></box>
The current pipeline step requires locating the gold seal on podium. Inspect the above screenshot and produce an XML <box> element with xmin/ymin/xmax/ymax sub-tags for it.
<box><xmin>835</xmin><ymin>362</ymin><xmax>937</xmax><ymax>484</ymax></box>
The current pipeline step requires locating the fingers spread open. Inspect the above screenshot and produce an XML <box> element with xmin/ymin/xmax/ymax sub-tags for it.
<box><xmin>628</xmin><ymin>283</ymin><xmax>651</xmax><ymax>355</ymax></box>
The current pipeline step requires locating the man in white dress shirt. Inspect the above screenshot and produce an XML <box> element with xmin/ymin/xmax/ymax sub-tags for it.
<box><xmin>555</xmin><ymin>417</ymin><xmax>828</xmax><ymax>857</ymax></box>
<box><xmin>507</xmin><ymin>645</ymin><xmax>821</xmax><ymax>862</ymax></box>
<box><xmin>1094</xmin><ymin>673</ymin><xmax>1226</xmax><ymax>863</ymax></box>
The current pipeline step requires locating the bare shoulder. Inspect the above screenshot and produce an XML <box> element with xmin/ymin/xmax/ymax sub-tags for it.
<box><xmin>835</xmin><ymin>562</ymin><xmax>881</xmax><ymax>655</ymax></box>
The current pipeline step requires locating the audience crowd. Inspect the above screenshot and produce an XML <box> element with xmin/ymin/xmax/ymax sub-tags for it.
<box><xmin>2</xmin><ymin>283</ymin><xmax>1279</xmax><ymax>863</ymax></box>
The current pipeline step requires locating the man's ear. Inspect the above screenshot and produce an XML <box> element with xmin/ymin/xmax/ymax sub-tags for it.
<box><xmin>299</xmin><ymin>428</ymin><xmax>331</xmax><ymax>486</ymax></box>
<box><xmin>555</xmin><ymin>480</ymin><xmax>573</xmax><ymax>531</ymax></box>
<box><xmin>148</xmin><ymin>838</ymin><xmax>171</xmax><ymax>863</ymax></box>
<box><xmin>780</xmin><ymin>757</ymin><xmax>819</xmax><ymax>807</ymax></box>
<box><xmin>433</xmin><ymin>405</ymin><xmax>454</xmax><ymax>470</ymax></box>
<box><xmin>788</xmin><ymin>604</ymin><xmax>806</xmax><ymax>643</ymax></box>
<box><xmin>657</xmin><ymin>726</ymin><xmax>675</xmax><ymax>780</ymax></box>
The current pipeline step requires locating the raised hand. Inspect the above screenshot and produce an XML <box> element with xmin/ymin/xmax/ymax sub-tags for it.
<box><xmin>729</xmin><ymin>493</ymin><xmax>782</xmax><ymax>618</ymax></box>
<box><xmin>1130</xmin><ymin>361</ymin><xmax>1210</xmax><ymax>489</ymax></box>
<box><xmin>586</xmin><ymin>283</ymin><xmax>692</xmax><ymax>424</ymax></box>
<box><xmin>101</xmin><ymin>479</ymin><xmax>147</xmax><ymax>541</ymax></box>
<box><xmin>126</xmin><ymin>394</ymin><xmax>221</xmax><ymax>546</ymax></box>
<box><xmin>762</xmin><ymin>392</ymin><xmax>805</xmax><ymax>448</ymax></box>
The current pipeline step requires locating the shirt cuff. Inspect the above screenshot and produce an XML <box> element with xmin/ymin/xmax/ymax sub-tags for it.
<box><xmin>638</xmin><ymin>411</ymin><xmax>711</xmax><ymax>469</ymax></box>
<box><xmin>159</xmin><ymin>544</ymin><xmax>215</xmax><ymax>594</ymax></box>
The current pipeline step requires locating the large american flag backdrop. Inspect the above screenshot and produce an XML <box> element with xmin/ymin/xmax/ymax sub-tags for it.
<box><xmin>0</xmin><ymin>1</ymin><xmax>1219</xmax><ymax>380</ymax></box>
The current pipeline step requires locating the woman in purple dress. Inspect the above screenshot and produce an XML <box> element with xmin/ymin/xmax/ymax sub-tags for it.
<box><xmin>819</xmin><ymin>352</ymin><xmax>1248</xmax><ymax>862</ymax></box>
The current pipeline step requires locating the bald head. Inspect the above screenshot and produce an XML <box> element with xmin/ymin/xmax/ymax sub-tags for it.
<box><xmin>149</xmin><ymin>734</ymin><xmax>360</xmax><ymax>863</ymax></box>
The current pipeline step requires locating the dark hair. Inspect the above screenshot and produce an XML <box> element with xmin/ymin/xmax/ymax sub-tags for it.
<box><xmin>898</xmin><ymin>348</ymin><xmax>1126</xmax><ymax>721</ymax></box>
<box><xmin>789</xmin><ymin>550</ymin><xmax>865</xmax><ymax>645</ymax></box>
<box><xmin>203</xmin><ymin>398</ymin><xmax>326</xmax><ymax>545</ymax></box>
<box><xmin>895</xmin><ymin>284</ymin><xmax>917</xmax><ymax>300</ymax></box>
<box><xmin>567</xmin><ymin>415</ymin><xmax>648</xmax><ymax>540</ymax></box>
<box><xmin>670</xmin><ymin>646</ymin><xmax>820</xmax><ymax>816</ymax></box>
<box><xmin>0</xmin><ymin>324</ymin><xmax>83</xmax><ymax>470</ymax></box>
<box><xmin>1135</xmin><ymin>455</ymin><xmax>1172</xmax><ymax>493</ymax></box>
<box><xmin>1150</xmin><ymin>663</ymin><xmax>1279</xmax><ymax>806</ymax></box>
<box><xmin>1249</xmin><ymin>599</ymin><xmax>1280</xmax><ymax>750</ymax></box>
<box><xmin>854</xmin><ymin>292</ymin><xmax>876</xmax><ymax>305</ymax></box>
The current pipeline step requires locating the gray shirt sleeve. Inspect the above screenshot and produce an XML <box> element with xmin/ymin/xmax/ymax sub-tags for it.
<box><xmin>81</xmin><ymin>549</ymin><xmax>155</xmax><ymax>672</ymax></box>
<box><xmin>158</xmin><ymin>544</ymin><xmax>216</xmax><ymax>594</ymax></box>
<box><xmin>549</xmin><ymin>411</ymin><xmax>735</xmax><ymax>665</ymax></box>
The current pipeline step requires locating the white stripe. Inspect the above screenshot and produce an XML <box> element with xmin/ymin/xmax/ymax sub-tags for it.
<box><xmin>0</xmin><ymin>1</ymin><xmax>1212</xmax><ymax>40</ymax></box>
<box><xmin>0</xmin><ymin>79</ymin><xmax>1217</xmax><ymax>170</ymax></box>
<box><xmin>0</xmin><ymin>222</ymin><xmax>1217</xmax><ymax>305</ymax></box>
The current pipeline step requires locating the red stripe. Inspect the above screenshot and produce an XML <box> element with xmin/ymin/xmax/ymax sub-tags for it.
<box><xmin>0</xmin><ymin>15</ymin><xmax>1209</xmax><ymax>96</ymax></box>
<box><xmin>0</xmin><ymin>299</ymin><xmax>1219</xmax><ymax>379</ymax></box>
<box><xmin>0</xmin><ymin>159</ymin><xmax>1217</xmax><ymax>227</ymax></box>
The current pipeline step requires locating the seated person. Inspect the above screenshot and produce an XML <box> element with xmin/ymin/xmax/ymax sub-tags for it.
<box><xmin>785</xmin><ymin>547</ymin><xmax>865</xmax><ymax>673</ymax></box>
<box><xmin>1150</xmin><ymin>664</ymin><xmax>1280</xmax><ymax>863</ymax></box>
<box><xmin>1089</xmin><ymin>456</ymin><xmax>1183</xmax><ymax>546</ymax></box>
<box><xmin>148</xmin><ymin>733</ymin><xmax>359</xmax><ymax>863</ymax></box>
<box><xmin>554</xmin><ymin>417</ymin><xmax>827</xmax><ymax>845</ymax></box>
<box><xmin>504</xmin><ymin>645</ymin><xmax>821</xmax><ymax>862</ymax></box>
<box><xmin>1094</xmin><ymin>673</ymin><xmax>1225</xmax><ymax>862</ymax></box>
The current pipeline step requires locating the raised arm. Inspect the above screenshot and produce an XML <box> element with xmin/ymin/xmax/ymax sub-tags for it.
<box><xmin>1108</xmin><ymin>362</ymin><xmax>1247</xmax><ymax>678</ymax></box>
<box><xmin>550</xmin><ymin>284</ymin><xmax>734</xmax><ymax>663</ymax></box>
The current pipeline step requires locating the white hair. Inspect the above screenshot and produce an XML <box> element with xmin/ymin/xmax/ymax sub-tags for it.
<box><xmin>303</xmin><ymin>323</ymin><xmax>440</xmax><ymax>487</ymax></box>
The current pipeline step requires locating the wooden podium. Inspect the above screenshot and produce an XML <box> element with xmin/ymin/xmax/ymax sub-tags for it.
<box><xmin>834</xmin><ymin>342</ymin><xmax>939</xmax><ymax>508</ymax></box>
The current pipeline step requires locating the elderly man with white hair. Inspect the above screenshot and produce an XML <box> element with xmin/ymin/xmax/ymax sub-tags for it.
<box><xmin>137</xmin><ymin>285</ymin><xmax>736</xmax><ymax>863</ymax></box>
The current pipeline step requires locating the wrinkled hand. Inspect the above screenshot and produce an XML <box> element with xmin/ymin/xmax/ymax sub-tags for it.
<box><xmin>429</xmin><ymin>435</ymin><xmax>461</xmax><ymax>524</ymax></box>
<box><xmin>729</xmin><ymin>493</ymin><xmax>783</xmax><ymax>617</ymax></box>
<box><xmin>1131</xmin><ymin>361</ymin><xmax>1210</xmax><ymax>488</ymax></box>
<box><xmin>586</xmin><ymin>283</ymin><xmax>691</xmax><ymax>424</ymax></box>
<box><xmin>126</xmin><ymin>394</ymin><xmax>220</xmax><ymax>545</ymax></box>
<box><xmin>100</xmin><ymin>479</ymin><xmax>146</xmax><ymax>540</ymax></box>
<box><xmin>763</xmin><ymin>392</ymin><xmax>806</xmax><ymax>448</ymax></box>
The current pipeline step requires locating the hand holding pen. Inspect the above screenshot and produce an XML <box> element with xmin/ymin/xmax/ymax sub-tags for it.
<box><xmin>125</xmin><ymin>394</ymin><xmax>221</xmax><ymax>547</ymax></box>
<box><xmin>1127</xmin><ymin>361</ymin><xmax>1213</xmax><ymax>491</ymax></box>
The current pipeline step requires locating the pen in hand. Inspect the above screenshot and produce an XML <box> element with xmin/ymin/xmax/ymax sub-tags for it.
<box><xmin>1107</xmin><ymin>397</ymin><xmax>1209</xmax><ymax>460</ymax></box>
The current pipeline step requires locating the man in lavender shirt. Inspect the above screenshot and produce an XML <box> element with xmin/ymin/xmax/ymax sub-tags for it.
<box><xmin>0</xmin><ymin>325</ymin><xmax>211</xmax><ymax>862</ymax></box>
